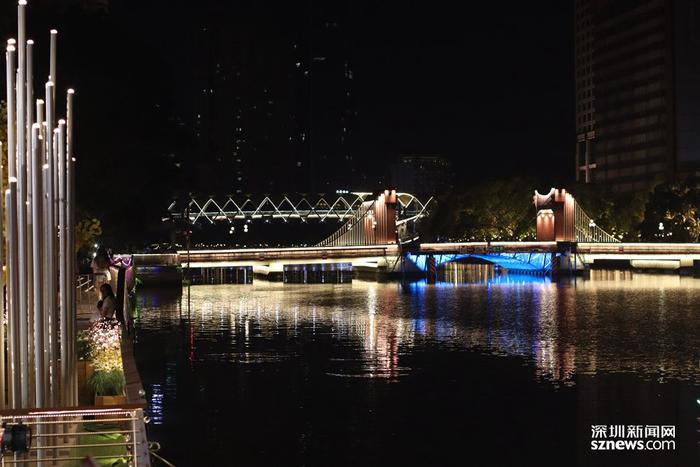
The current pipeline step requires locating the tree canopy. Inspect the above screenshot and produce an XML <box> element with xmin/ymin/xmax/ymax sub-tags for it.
<box><xmin>422</xmin><ymin>177</ymin><xmax>537</xmax><ymax>242</ymax></box>
<box><xmin>639</xmin><ymin>177</ymin><xmax>700</xmax><ymax>242</ymax></box>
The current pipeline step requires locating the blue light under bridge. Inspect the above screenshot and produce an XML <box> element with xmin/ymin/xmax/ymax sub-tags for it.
<box><xmin>406</xmin><ymin>252</ymin><xmax>554</xmax><ymax>275</ymax></box>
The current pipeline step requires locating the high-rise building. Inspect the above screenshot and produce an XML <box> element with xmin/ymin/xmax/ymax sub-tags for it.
<box><xmin>187</xmin><ymin>2</ymin><xmax>358</xmax><ymax>196</ymax></box>
<box><xmin>574</xmin><ymin>0</ymin><xmax>700</xmax><ymax>192</ymax></box>
<box><xmin>390</xmin><ymin>155</ymin><xmax>451</xmax><ymax>196</ymax></box>
<box><xmin>289</xmin><ymin>3</ymin><xmax>357</xmax><ymax>193</ymax></box>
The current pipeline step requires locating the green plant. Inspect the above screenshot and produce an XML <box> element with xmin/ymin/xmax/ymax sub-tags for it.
<box><xmin>88</xmin><ymin>369</ymin><xmax>125</xmax><ymax>396</ymax></box>
<box><xmin>76</xmin><ymin>215</ymin><xmax>103</xmax><ymax>253</ymax></box>
<box><xmin>77</xmin><ymin>330</ymin><xmax>90</xmax><ymax>361</ymax></box>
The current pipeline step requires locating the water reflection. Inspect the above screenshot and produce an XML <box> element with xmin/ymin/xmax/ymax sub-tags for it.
<box><xmin>133</xmin><ymin>265</ymin><xmax>700</xmax><ymax>466</ymax></box>
<box><xmin>136</xmin><ymin>267</ymin><xmax>700</xmax><ymax>392</ymax></box>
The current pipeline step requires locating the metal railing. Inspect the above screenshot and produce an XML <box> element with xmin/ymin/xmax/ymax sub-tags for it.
<box><xmin>168</xmin><ymin>192</ymin><xmax>433</xmax><ymax>224</ymax></box>
<box><xmin>573</xmin><ymin>201</ymin><xmax>620</xmax><ymax>243</ymax></box>
<box><xmin>317</xmin><ymin>201</ymin><xmax>376</xmax><ymax>247</ymax></box>
<box><xmin>0</xmin><ymin>405</ymin><xmax>150</xmax><ymax>465</ymax></box>
<box><xmin>76</xmin><ymin>274</ymin><xmax>104</xmax><ymax>311</ymax></box>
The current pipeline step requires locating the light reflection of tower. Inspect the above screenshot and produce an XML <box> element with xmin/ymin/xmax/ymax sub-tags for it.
<box><xmin>361</xmin><ymin>284</ymin><xmax>404</xmax><ymax>379</ymax></box>
<box><xmin>534</xmin><ymin>283</ymin><xmax>577</xmax><ymax>385</ymax></box>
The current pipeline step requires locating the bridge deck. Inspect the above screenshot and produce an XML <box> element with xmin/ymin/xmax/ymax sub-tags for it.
<box><xmin>131</xmin><ymin>242</ymin><xmax>700</xmax><ymax>269</ymax></box>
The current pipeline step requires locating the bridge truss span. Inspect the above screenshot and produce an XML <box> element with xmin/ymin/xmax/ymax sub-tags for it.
<box><xmin>169</xmin><ymin>192</ymin><xmax>433</xmax><ymax>225</ymax></box>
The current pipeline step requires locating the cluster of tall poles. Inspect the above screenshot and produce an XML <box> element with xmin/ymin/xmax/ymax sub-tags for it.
<box><xmin>1</xmin><ymin>0</ymin><xmax>77</xmax><ymax>410</ymax></box>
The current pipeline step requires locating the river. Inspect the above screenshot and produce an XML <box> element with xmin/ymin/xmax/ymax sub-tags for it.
<box><xmin>132</xmin><ymin>266</ymin><xmax>700</xmax><ymax>466</ymax></box>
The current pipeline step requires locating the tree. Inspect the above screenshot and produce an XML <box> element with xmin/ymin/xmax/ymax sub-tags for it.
<box><xmin>639</xmin><ymin>177</ymin><xmax>700</xmax><ymax>242</ymax></box>
<box><xmin>76</xmin><ymin>215</ymin><xmax>102</xmax><ymax>255</ymax></box>
<box><xmin>572</xmin><ymin>183</ymin><xmax>647</xmax><ymax>241</ymax></box>
<box><xmin>422</xmin><ymin>177</ymin><xmax>537</xmax><ymax>242</ymax></box>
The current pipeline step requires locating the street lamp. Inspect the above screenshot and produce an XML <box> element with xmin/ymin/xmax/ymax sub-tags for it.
<box><xmin>588</xmin><ymin>219</ymin><xmax>596</xmax><ymax>241</ymax></box>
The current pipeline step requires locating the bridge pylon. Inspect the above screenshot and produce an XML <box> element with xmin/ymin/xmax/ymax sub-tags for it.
<box><xmin>533</xmin><ymin>188</ymin><xmax>619</xmax><ymax>243</ymax></box>
<box><xmin>317</xmin><ymin>189</ymin><xmax>399</xmax><ymax>247</ymax></box>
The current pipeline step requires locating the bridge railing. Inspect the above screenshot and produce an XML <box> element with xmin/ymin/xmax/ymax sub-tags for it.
<box><xmin>317</xmin><ymin>201</ymin><xmax>376</xmax><ymax>247</ymax></box>
<box><xmin>168</xmin><ymin>193</ymin><xmax>432</xmax><ymax>223</ymax></box>
<box><xmin>0</xmin><ymin>405</ymin><xmax>150</xmax><ymax>465</ymax></box>
<box><xmin>573</xmin><ymin>201</ymin><xmax>620</xmax><ymax>243</ymax></box>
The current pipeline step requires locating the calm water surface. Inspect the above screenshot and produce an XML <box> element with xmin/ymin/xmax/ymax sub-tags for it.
<box><xmin>133</xmin><ymin>267</ymin><xmax>700</xmax><ymax>466</ymax></box>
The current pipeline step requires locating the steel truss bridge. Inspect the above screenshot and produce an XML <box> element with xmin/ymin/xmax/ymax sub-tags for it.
<box><xmin>168</xmin><ymin>192</ymin><xmax>433</xmax><ymax>225</ymax></box>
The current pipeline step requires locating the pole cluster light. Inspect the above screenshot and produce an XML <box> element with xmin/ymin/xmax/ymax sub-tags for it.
<box><xmin>2</xmin><ymin>0</ymin><xmax>78</xmax><ymax>415</ymax></box>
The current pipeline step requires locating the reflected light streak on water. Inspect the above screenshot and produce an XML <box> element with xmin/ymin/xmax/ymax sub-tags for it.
<box><xmin>133</xmin><ymin>265</ymin><xmax>700</xmax><ymax>466</ymax></box>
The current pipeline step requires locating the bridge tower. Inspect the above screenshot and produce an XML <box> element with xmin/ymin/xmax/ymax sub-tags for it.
<box><xmin>534</xmin><ymin>187</ymin><xmax>619</xmax><ymax>244</ymax></box>
<box><xmin>367</xmin><ymin>189</ymin><xmax>398</xmax><ymax>245</ymax></box>
<box><xmin>533</xmin><ymin>188</ymin><xmax>576</xmax><ymax>242</ymax></box>
<box><xmin>318</xmin><ymin>189</ymin><xmax>399</xmax><ymax>247</ymax></box>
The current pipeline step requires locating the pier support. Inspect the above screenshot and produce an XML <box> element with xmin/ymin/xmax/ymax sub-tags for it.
<box><xmin>426</xmin><ymin>255</ymin><xmax>437</xmax><ymax>284</ymax></box>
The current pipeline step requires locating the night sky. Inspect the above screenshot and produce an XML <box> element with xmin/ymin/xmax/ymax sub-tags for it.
<box><xmin>0</xmin><ymin>0</ymin><xmax>574</xmax><ymax>245</ymax></box>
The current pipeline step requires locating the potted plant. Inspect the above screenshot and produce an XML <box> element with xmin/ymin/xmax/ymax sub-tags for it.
<box><xmin>90</xmin><ymin>369</ymin><xmax>127</xmax><ymax>406</ymax></box>
<box><xmin>77</xmin><ymin>331</ymin><xmax>94</xmax><ymax>387</ymax></box>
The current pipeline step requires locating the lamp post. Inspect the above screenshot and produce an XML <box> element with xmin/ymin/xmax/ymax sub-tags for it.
<box><xmin>588</xmin><ymin>219</ymin><xmax>596</xmax><ymax>242</ymax></box>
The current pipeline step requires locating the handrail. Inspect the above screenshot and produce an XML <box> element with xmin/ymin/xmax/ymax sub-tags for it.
<box><xmin>317</xmin><ymin>201</ymin><xmax>376</xmax><ymax>247</ymax></box>
<box><xmin>0</xmin><ymin>405</ymin><xmax>150</xmax><ymax>466</ymax></box>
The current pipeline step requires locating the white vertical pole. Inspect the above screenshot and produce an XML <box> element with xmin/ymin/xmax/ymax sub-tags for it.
<box><xmin>49</xmin><ymin>29</ymin><xmax>60</xmax><ymax>404</ymax></box>
<box><xmin>66</xmin><ymin>89</ymin><xmax>76</xmax><ymax>405</ymax></box>
<box><xmin>57</xmin><ymin>120</ymin><xmax>67</xmax><ymax>406</ymax></box>
<box><xmin>37</xmin><ymin>98</ymin><xmax>48</xmax><ymax>407</ymax></box>
<box><xmin>25</xmin><ymin>39</ymin><xmax>35</xmax><ymax>406</ymax></box>
<box><xmin>45</xmin><ymin>81</ymin><xmax>58</xmax><ymax>407</ymax></box>
<box><xmin>26</xmin><ymin>40</ymin><xmax>33</xmax><ymax>158</ymax></box>
<box><xmin>0</xmin><ymin>139</ymin><xmax>4</xmax><ymax>410</ymax></box>
<box><xmin>17</xmin><ymin>0</ymin><xmax>29</xmax><ymax>408</ymax></box>
<box><xmin>6</xmin><ymin>42</ymin><xmax>16</xmax><ymax>180</ymax></box>
<box><xmin>6</xmin><ymin>180</ymin><xmax>20</xmax><ymax>409</ymax></box>
<box><xmin>4</xmin><ymin>42</ymin><xmax>17</xmax><ymax>409</ymax></box>
<box><xmin>31</xmin><ymin>123</ymin><xmax>45</xmax><ymax>408</ymax></box>
<box><xmin>49</xmin><ymin>30</ymin><xmax>57</xmax><ymax>102</ymax></box>
<box><xmin>50</xmin><ymin>33</ymin><xmax>59</xmax><ymax>292</ymax></box>
<box><xmin>36</xmin><ymin>99</ymin><xmax>44</xmax><ymax>130</ymax></box>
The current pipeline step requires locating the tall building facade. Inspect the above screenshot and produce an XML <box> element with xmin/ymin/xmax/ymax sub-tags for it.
<box><xmin>575</xmin><ymin>0</ymin><xmax>700</xmax><ymax>192</ymax></box>
<box><xmin>390</xmin><ymin>156</ymin><xmax>451</xmax><ymax>196</ymax></box>
<box><xmin>289</xmin><ymin>3</ymin><xmax>357</xmax><ymax>193</ymax></box>
<box><xmin>185</xmin><ymin>2</ymin><xmax>358</xmax><ymax>196</ymax></box>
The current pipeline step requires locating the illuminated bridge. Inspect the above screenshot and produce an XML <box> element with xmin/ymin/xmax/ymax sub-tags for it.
<box><xmin>143</xmin><ymin>188</ymin><xmax>700</xmax><ymax>280</ymax></box>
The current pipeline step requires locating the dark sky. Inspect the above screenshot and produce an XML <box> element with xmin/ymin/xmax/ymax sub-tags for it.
<box><xmin>353</xmin><ymin>2</ymin><xmax>574</xmax><ymax>178</ymax></box>
<box><xmin>0</xmin><ymin>0</ymin><xmax>574</xmax><ymax>244</ymax></box>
